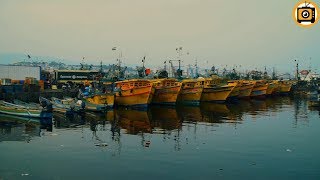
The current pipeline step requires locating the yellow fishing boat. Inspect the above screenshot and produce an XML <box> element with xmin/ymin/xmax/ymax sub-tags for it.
<box><xmin>250</xmin><ymin>80</ymin><xmax>268</xmax><ymax>97</ymax></box>
<box><xmin>177</xmin><ymin>79</ymin><xmax>204</xmax><ymax>105</ymax></box>
<box><xmin>151</xmin><ymin>78</ymin><xmax>182</xmax><ymax>105</ymax></box>
<box><xmin>227</xmin><ymin>81</ymin><xmax>240</xmax><ymax>100</ymax></box>
<box><xmin>115</xmin><ymin>79</ymin><xmax>154</xmax><ymax>108</ymax></box>
<box><xmin>279</xmin><ymin>80</ymin><xmax>293</xmax><ymax>94</ymax></box>
<box><xmin>238</xmin><ymin>80</ymin><xmax>255</xmax><ymax>98</ymax></box>
<box><xmin>266</xmin><ymin>81</ymin><xmax>277</xmax><ymax>95</ymax></box>
<box><xmin>83</xmin><ymin>93</ymin><xmax>115</xmax><ymax>111</ymax></box>
<box><xmin>200</xmin><ymin>78</ymin><xmax>235</xmax><ymax>102</ymax></box>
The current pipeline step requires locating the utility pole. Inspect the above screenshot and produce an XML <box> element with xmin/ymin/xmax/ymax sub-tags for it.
<box><xmin>295</xmin><ymin>60</ymin><xmax>299</xmax><ymax>80</ymax></box>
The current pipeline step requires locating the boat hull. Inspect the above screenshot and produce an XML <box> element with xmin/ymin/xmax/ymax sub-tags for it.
<box><xmin>238</xmin><ymin>83</ymin><xmax>254</xmax><ymax>98</ymax></box>
<box><xmin>201</xmin><ymin>86</ymin><xmax>234</xmax><ymax>102</ymax></box>
<box><xmin>115</xmin><ymin>86</ymin><xmax>154</xmax><ymax>107</ymax></box>
<box><xmin>227</xmin><ymin>82</ymin><xmax>240</xmax><ymax>99</ymax></box>
<box><xmin>250</xmin><ymin>84</ymin><xmax>268</xmax><ymax>97</ymax></box>
<box><xmin>177</xmin><ymin>86</ymin><xmax>203</xmax><ymax>105</ymax></box>
<box><xmin>152</xmin><ymin>86</ymin><xmax>181</xmax><ymax>105</ymax></box>
<box><xmin>0</xmin><ymin>105</ymin><xmax>41</xmax><ymax>118</ymax></box>
<box><xmin>266</xmin><ymin>83</ymin><xmax>276</xmax><ymax>95</ymax></box>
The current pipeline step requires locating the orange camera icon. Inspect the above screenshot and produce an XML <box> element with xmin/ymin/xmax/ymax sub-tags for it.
<box><xmin>293</xmin><ymin>1</ymin><xmax>319</xmax><ymax>27</ymax></box>
<box><xmin>297</xmin><ymin>7</ymin><xmax>316</xmax><ymax>23</ymax></box>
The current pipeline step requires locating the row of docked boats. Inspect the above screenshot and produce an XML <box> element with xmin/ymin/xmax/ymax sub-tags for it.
<box><xmin>113</xmin><ymin>78</ymin><xmax>295</xmax><ymax>107</ymax></box>
<box><xmin>0</xmin><ymin>78</ymin><xmax>294</xmax><ymax>117</ymax></box>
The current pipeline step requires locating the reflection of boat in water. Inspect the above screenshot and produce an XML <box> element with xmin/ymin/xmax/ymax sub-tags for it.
<box><xmin>200</xmin><ymin>102</ymin><xmax>243</xmax><ymax>123</ymax></box>
<box><xmin>151</xmin><ymin>78</ymin><xmax>181</xmax><ymax>105</ymax></box>
<box><xmin>115</xmin><ymin>109</ymin><xmax>151</xmax><ymax>134</ymax></box>
<box><xmin>176</xmin><ymin>105</ymin><xmax>202</xmax><ymax>122</ymax></box>
<box><xmin>200</xmin><ymin>102</ymin><xmax>230</xmax><ymax>114</ymax></box>
<box><xmin>0</xmin><ymin>113</ymin><xmax>52</xmax><ymax>142</ymax></box>
<box><xmin>150</xmin><ymin>106</ymin><xmax>180</xmax><ymax>131</ymax></box>
<box><xmin>115</xmin><ymin>79</ymin><xmax>154</xmax><ymax>108</ymax></box>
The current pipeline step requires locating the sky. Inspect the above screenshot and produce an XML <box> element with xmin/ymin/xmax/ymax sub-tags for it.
<box><xmin>0</xmin><ymin>0</ymin><xmax>319</xmax><ymax>73</ymax></box>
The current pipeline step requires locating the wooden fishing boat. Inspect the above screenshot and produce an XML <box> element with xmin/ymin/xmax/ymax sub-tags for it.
<box><xmin>227</xmin><ymin>81</ymin><xmax>240</xmax><ymax>100</ymax></box>
<box><xmin>279</xmin><ymin>80</ymin><xmax>293</xmax><ymax>94</ymax></box>
<box><xmin>200</xmin><ymin>78</ymin><xmax>235</xmax><ymax>102</ymax></box>
<box><xmin>177</xmin><ymin>79</ymin><xmax>204</xmax><ymax>105</ymax></box>
<box><xmin>0</xmin><ymin>100</ymin><xmax>42</xmax><ymax>118</ymax></box>
<box><xmin>83</xmin><ymin>93</ymin><xmax>114</xmax><ymax>108</ymax></box>
<box><xmin>114</xmin><ymin>79</ymin><xmax>154</xmax><ymax>108</ymax></box>
<box><xmin>266</xmin><ymin>81</ymin><xmax>277</xmax><ymax>95</ymax></box>
<box><xmin>238</xmin><ymin>80</ymin><xmax>255</xmax><ymax>98</ymax></box>
<box><xmin>250</xmin><ymin>80</ymin><xmax>268</xmax><ymax>97</ymax></box>
<box><xmin>151</xmin><ymin>78</ymin><xmax>181</xmax><ymax>105</ymax></box>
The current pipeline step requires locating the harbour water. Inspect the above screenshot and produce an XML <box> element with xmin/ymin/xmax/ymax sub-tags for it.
<box><xmin>0</xmin><ymin>96</ymin><xmax>320</xmax><ymax>179</ymax></box>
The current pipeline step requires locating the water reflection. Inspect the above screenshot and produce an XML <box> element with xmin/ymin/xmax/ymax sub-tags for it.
<box><xmin>0</xmin><ymin>114</ymin><xmax>52</xmax><ymax>143</ymax></box>
<box><xmin>1</xmin><ymin>96</ymin><xmax>317</xmax><ymax>145</ymax></box>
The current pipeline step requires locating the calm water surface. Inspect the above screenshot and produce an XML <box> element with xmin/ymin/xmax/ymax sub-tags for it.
<box><xmin>0</xmin><ymin>96</ymin><xmax>320</xmax><ymax>180</ymax></box>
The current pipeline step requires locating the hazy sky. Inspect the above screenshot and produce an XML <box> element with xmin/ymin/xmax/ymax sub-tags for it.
<box><xmin>0</xmin><ymin>0</ymin><xmax>319</xmax><ymax>73</ymax></box>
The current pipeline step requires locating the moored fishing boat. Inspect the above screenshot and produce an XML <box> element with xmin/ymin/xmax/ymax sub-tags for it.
<box><xmin>250</xmin><ymin>80</ymin><xmax>268</xmax><ymax>98</ymax></box>
<box><xmin>238</xmin><ymin>80</ymin><xmax>255</xmax><ymax>98</ymax></box>
<box><xmin>0</xmin><ymin>100</ymin><xmax>42</xmax><ymax>118</ymax></box>
<box><xmin>151</xmin><ymin>78</ymin><xmax>181</xmax><ymax>105</ymax></box>
<box><xmin>278</xmin><ymin>80</ymin><xmax>293</xmax><ymax>94</ymax></box>
<box><xmin>227</xmin><ymin>81</ymin><xmax>240</xmax><ymax>100</ymax></box>
<box><xmin>200</xmin><ymin>78</ymin><xmax>235</xmax><ymax>102</ymax></box>
<box><xmin>177</xmin><ymin>79</ymin><xmax>204</xmax><ymax>105</ymax></box>
<box><xmin>82</xmin><ymin>93</ymin><xmax>114</xmax><ymax>111</ymax></box>
<box><xmin>266</xmin><ymin>80</ymin><xmax>277</xmax><ymax>95</ymax></box>
<box><xmin>114</xmin><ymin>79</ymin><xmax>154</xmax><ymax>108</ymax></box>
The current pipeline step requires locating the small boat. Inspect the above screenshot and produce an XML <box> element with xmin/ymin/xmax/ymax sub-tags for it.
<box><xmin>0</xmin><ymin>100</ymin><xmax>42</xmax><ymax>118</ymax></box>
<box><xmin>13</xmin><ymin>99</ymin><xmax>42</xmax><ymax>110</ymax></box>
<box><xmin>151</xmin><ymin>78</ymin><xmax>182</xmax><ymax>105</ymax></box>
<box><xmin>114</xmin><ymin>79</ymin><xmax>154</xmax><ymax>108</ymax></box>
<box><xmin>177</xmin><ymin>79</ymin><xmax>204</xmax><ymax>105</ymax></box>
<box><xmin>83</xmin><ymin>93</ymin><xmax>114</xmax><ymax>110</ymax></box>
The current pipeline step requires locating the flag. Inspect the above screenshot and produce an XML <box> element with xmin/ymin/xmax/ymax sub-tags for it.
<box><xmin>112</xmin><ymin>47</ymin><xmax>117</xmax><ymax>50</ymax></box>
<box><xmin>142</xmin><ymin>56</ymin><xmax>145</xmax><ymax>62</ymax></box>
<box><xmin>27</xmin><ymin>55</ymin><xmax>31</xmax><ymax>59</ymax></box>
